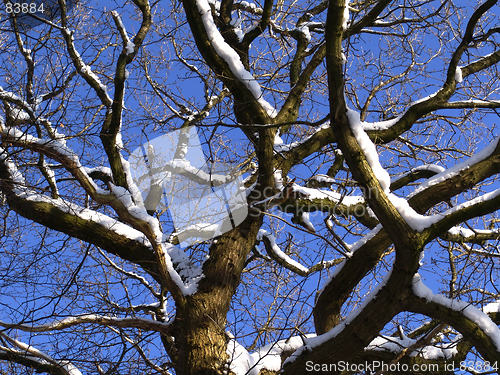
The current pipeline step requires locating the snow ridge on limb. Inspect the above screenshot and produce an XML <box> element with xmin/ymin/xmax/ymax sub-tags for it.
<box><xmin>410</xmin><ymin>274</ymin><xmax>500</xmax><ymax>357</ymax></box>
<box><xmin>0</xmin><ymin>314</ymin><xmax>173</xmax><ymax>333</ymax></box>
<box><xmin>410</xmin><ymin>138</ymin><xmax>500</xmax><ymax>198</ymax></box>
<box><xmin>347</xmin><ymin>109</ymin><xmax>390</xmax><ymax>192</ymax></box>
<box><xmin>285</xmin><ymin>268</ymin><xmax>393</xmax><ymax>365</ymax></box>
<box><xmin>390</xmin><ymin>164</ymin><xmax>445</xmax><ymax>191</ymax></box>
<box><xmin>195</xmin><ymin>0</ymin><xmax>277</xmax><ymax>117</ymax></box>
<box><xmin>366</xmin><ymin>333</ymin><xmax>458</xmax><ymax>360</ymax></box>
<box><xmin>60</xmin><ymin>29</ymin><xmax>112</xmax><ymax>107</ymax></box>
<box><xmin>0</xmin><ymin>146</ymin><xmax>148</xmax><ymax>245</ymax></box>
<box><xmin>0</xmin><ymin>331</ymin><xmax>83</xmax><ymax>375</ymax></box>
<box><xmin>257</xmin><ymin>229</ymin><xmax>338</xmax><ymax>275</ymax></box>
<box><xmin>346</xmin><ymin>109</ymin><xmax>500</xmax><ymax>233</ymax></box>
<box><xmin>111</xmin><ymin>11</ymin><xmax>136</xmax><ymax>55</ymax></box>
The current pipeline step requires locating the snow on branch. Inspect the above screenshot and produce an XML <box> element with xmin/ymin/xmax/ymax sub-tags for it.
<box><xmin>6</xmin><ymin>187</ymin><xmax>150</xmax><ymax>247</ymax></box>
<box><xmin>366</xmin><ymin>333</ymin><xmax>458</xmax><ymax>360</ymax></box>
<box><xmin>0</xmin><ymin>87</ymin><xmax>70</xmax><ymax>142</ymax></box>
<box><xmin>347</xmin><ymin>108</ymin><xmax>391</xmax><ymax>192</ymax></box>
<box><xmin>0</xmin><ymin>331</ymin><xmax>83</xmax><ymax>375</ymax></box>
<box><xmin>444</xmin><ymin>226</ymin><xmax>500</xmax><ymax>244</ymax></box>
<box><xmin>412</xmin><ymin>274</ymin><xmax>500</xmax><ymax>351</ymax></box>
<box><xmin>257</xmin><ymin>229</ymin><xmax>341</xmax><ymax>275</ymax></box>
<box><xmin>274</xmin><ymin>122</ymin><xmax>331</xmax><ymax>152</ymax></box>
<box><xmin>0</xmin><ymin>145</ymin><xmax>159</xmax><ymax>253</ymax></box>
<box><xmin>273</xmin><ymin>182</ymin><xmax>378</xmax><ymax>228</ymax></box>
<box><xmin>111</xmin><ymin>11</ymin><xmax>136</xmax><ymax>56</ymax></box>
<box><xmin>60</xmin><ymin>28</ymin><xmax>112</xmax><ymax>107</ymax></box>
<box><xmin>390</xmin><ymin>164</ymin><xmax>445</xmax><ymax>190</ymax></box>
<box><xmin>444</xmin><ymin>99</ymin><xmax>500</xmax><ymax>109</ymax></box>
<box><xmin>291</xmin><ymin>183</ymin><xmax>363</xmax><ymax>207</ymax></box>
<box><xmin>410</xmin><ymin>138</ymin><xmax>500</xmax><ymax>198</ymax></box>
<box><xmin>0</xmin><ymin>127</ymin><xmax>109</xmax><ymax>199</ymax></box>
<box><xmin>257</xmin><ymin>229</ymin><xmax>309</xmax><ymax>274</ymax></box>
<box><xmin>402</xmin><ymin>169</ymin><xmax>500</xmax><ymax>233</ymax></box>
<box><xmin>234</xmin><ymin>1</ymin><xmax>263</xmax><ymax>15</ymax></box>
<box><xmin>0</xmin><ymin>87</ymin><xmax>32</xmax><ymax>111</ymax></box>
<box><xmin>483</xmin><ymin>301</ymin><xmax>500</xmax><ymax>315</ymax></box>
<box><xmin>285</xmin><ymin>267</ymin><xmax>393</xmax><ymax>365</ymax></box>
<box><xmin>0</xmin><ymin>314</ymin><xmax>172</xmax><ymax>334</ymax></box>
<box><xmin>195</xmin><ymin>0</ymin><xmax>276</xmax><ymax>117</ymax></box>
<box><xmin>347</xmin><ymin>110</ymin><xmax>500</xmax><ymax>233</ymax></box>
<box><xmin>1</xmin><ymin>127</ymin><xmax>149</xmax><ymax>233</ymax></box>
<box><xmin>227</xmin><ymin>333</ymin><xmax>309</xmax><ymax>375</ymax></box>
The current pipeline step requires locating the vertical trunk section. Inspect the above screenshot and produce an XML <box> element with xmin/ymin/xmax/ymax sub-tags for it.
<box><xmin>171</xmin><ymin>216</ymin><xmax>263</xmax><ymax>375</ymax></box>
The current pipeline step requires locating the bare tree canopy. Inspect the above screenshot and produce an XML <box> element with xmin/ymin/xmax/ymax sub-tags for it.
<box><xmin>1</xmin><ymin>0</ymin><xmax>500</xmax><ymax>374</ymax></box>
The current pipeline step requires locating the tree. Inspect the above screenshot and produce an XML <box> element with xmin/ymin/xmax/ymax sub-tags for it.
<box><xmin>1</xmin><ymin>0</ymin><xmax>500</xmax><ymax>373</ymax></box>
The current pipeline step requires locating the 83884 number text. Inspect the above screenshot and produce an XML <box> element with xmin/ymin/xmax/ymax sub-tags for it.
<box><xmin>5</xmin><ymin>2</ymin><xmax>44</xmax><ymax>14</ymax></box>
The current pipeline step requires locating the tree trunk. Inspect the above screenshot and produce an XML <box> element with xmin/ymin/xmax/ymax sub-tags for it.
<box><xmin>171</xmin><ymin>216</ymin><xmax>262</xmax><ymax>374</ymax></box>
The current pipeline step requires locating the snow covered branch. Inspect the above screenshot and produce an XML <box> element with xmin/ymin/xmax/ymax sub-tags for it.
<box><xmin>275</xmin><ymin>182</ymin><xmax>378</xmax><ymax>229</ymax></box>
<box><xmin>442</xmin><ymin>226</ymin><xmax>500</xmax><ymax>245</ymax></box>
<box><xmin>60</xmin><ymin>29</ymin><xmax>112</xmax><ymax>107</ymax></box>
<box><xmin>0</xmin><ymin>314</ymin><xmax>172</xmax><ymax>334</ymax></box>
<box><xmin>0</xmin><ymin>331</ymin><xmax>83</xmax><ymax>375</ymax></box>
<box><xmin>406</xmin><ymin>274</ymin><xmax>500</xmax><ymax>364</ymax></box>
<box><xmin>111</xmin><ymin>11</ymin><xmax>136</xmax><ymax>57</ymax></box>
<box><xmin>182</xmin><ymin>0</ymin><xmax>276</xmax><ymax>123</ymax></box>
<box><xmin>257</xmin><ymin>229</ymin><xmax>340</xmax><ymax>276</ymax></box>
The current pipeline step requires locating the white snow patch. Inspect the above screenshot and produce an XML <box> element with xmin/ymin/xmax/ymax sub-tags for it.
<box><xmin>342</xmin><ymin>0</ymin><xmax>350</xmax><ymax>30</ymax></box>
<box><xmin>301</xmin><ymin>212</ymin><xmax>315</xmax><ymax>232</ymax></box>
<box><xmin>391</xmin><ymin>164</ymin><xmax>445</xmax><ymax>183</ymax></box>
<box><xmin>418</xmin><ymin>343</ymin><xmax>458</xmax><ymax>359</ymax></box>
<box><xmin>111</xmin><ymin>10</ymin><xmax>135</xmax><ymax>55</ymax></box>
<box><xmin>367</xmin><ymin>334</ymin><xmax>458</xmax><ymax>359</ymax></box>
<box><xmin>292</xmin><ymin>183</ymin><xmax>363</xmax><ymax>206</ymax></box>
<box><xmin>9</xmin><ymin>107</ymin><xmax>31</xmax><ymax>122</ymax></box>
<box><xmin>227</xmin><ymin>333</ymin><xmax>311</xmax><ymax>375</ymax></box>
<box><xmin>455</xmin><ymin>67</ymin><xmax>463</xmax><ymax>83</ymax></box>
<box><xmin>483</xmin><ymin>301</ymin><xmax>500</xmax><ymax>314</ymax></box>
<box><xmin>273</xmin><ymin>132</ymin><xmax>283</xmax><ymax>145</ymax></box>
<box><xmin>448</xmin><ymin>226</ymin><xmax>475</xmax><ymax>238</ymax></box>
<box><xmin>310</xmin><ymin>174</ymin><xmax>336</xmax><ymax>184</ymax></box>
<box><xmin>389</xmin><ymin>194</ymin><xmax>437</xmax><ymax>232</ymax></box>
<box><xmin>274</xmin><ymin>169</ymin><xmax>284</xmax><ymax>190</ymax></box>
<box><xmin>297</xmin><ymin>24</ymin><xmax>311</xmax><ymax>43</ymax></box>
<box><xmin>126</xmin><ymin>41</ymin><xmax>135</xmax><ymax>55</ymax></box>
<box><xmin>274</xmin><ymin>122</ymin><xmax>331</xmax><ymax>152</ymax></box>
<box><xmin>367</xmin><ymin>334</ymin><xmax>416</xmax><ymax>354</ymax></box>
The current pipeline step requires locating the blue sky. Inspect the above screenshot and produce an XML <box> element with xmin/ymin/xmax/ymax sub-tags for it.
<box><xmin>1</xmin><ymin>0</ymin><xmax>500</xmax><ymax>373</ymax></box>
